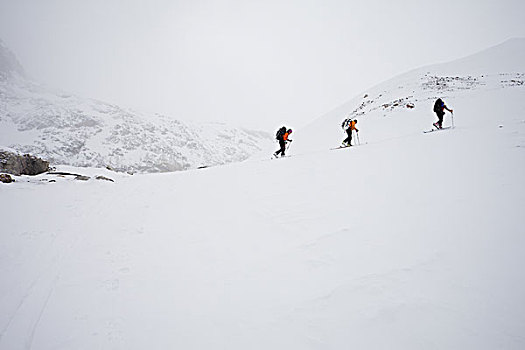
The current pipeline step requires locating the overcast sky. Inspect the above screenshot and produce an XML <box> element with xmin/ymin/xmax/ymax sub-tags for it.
<box><xmin>1</xmin><ymin>0</ymin><xmax>524</xmax><ymax>130</ymax></box>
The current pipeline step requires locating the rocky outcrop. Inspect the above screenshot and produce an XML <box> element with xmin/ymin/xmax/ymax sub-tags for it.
<box><xmin>0</xmin><ymin>173</ymin><xmax>14</xmax><ymax>183</ymax></box>
<box><xmin>0</xmin><ymin>151</ymin><xmax>50</xmax><ymax>176</ymax></box>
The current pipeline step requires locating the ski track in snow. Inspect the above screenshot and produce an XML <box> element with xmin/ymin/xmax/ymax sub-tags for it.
<box><xmin>26</xmin><ymin>275</ymin><xmax>59</xmax><ymax>350</ymax></box>
<box><xmin>0</xmin><ymin>229</ymin><xmax>60</xmax><ymax>345</ymax></box>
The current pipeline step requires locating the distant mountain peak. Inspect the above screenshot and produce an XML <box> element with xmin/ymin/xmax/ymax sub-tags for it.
<box><xmin>432</xmin><ymin>37</ymin><xmax>525</xmax><ymax>75</ymax></box>
<box><xmin>0</xmin><ymin>38</ymin><xmax>25</xmax><ymax>79</ymax></box>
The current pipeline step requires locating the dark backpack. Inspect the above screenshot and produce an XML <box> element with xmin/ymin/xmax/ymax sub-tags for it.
<box><xmin>433</xmin><ymin>98</ymin><xmax>443</xmax><ymax>113</ymax></box>
<box><xmin>341</xmin><ymin>118</ymin><xmax>350</xmax><ymax>129</ymax></box>
<box><xmin>276</xmin><ymin>126</ymin><xmax>287</xmax><ymax>140</ymax></box>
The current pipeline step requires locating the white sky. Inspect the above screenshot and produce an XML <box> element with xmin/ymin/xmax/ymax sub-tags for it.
<box><xmin>1</xmin><ymin>0</ymin><xmax>525</xmax><ymax>130</ymax></box>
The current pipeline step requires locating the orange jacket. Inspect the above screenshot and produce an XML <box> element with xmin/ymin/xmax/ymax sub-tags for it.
<box><xmin>283</xmin><ymin>132</ymin><xmax>290</xmax><ymax>141</ymax></box>
<box><xmin>348</xmin><ymin>120</ymin><xmax>358</xmax><ymax>131</ymax></box>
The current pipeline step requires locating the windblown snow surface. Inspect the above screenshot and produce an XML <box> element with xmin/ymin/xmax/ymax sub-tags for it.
<box><xmin>1</xmin><ymin>39</ymin><xmax>525</xmax><ymax>349</ymax></box>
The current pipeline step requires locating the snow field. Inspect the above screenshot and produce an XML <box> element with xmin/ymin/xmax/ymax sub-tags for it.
<box><xmin>1</xmin><ymin>39</ymin><xmax>525</xmax><ymax>349</ymax></box>
<box><xmin>1</xmin><ymin>87</ymin><xmax>524</xmax><ymax>348</ymax></box>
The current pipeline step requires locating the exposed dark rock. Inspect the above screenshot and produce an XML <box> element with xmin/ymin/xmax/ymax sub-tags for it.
<box><xmin>47</xmin><ymin>171</ymin><xmax>83</xmax><ymax>177</ymax></box>
<box><xmin>0</xmin><ymin>173</ymin><xmax>14</xmax><ymax>183</ymax></box>
<box><xmin>47</xmin><ymin>171</ymin><xmax>90</xmax><ymax>181</ymax></box>
<box><xmin>95</xmin><ymin>175</ymin><xmax>114</xmax><ymax>182</ymax></box>
<box><xmin>0</xmin><ymin>151</ymin><xmax>50</xmax><ymax>176</ymax></box>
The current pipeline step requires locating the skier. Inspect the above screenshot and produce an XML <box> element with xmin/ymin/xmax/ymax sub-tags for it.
<box><xmin>341</xmin><ymin>118</ymin><xmax>359</xmax><ymax>146</ymax></box>
<box><xmin>433</xmin><ymin>98</ymin><xmax>453</xmax><ymax>129</ymax></box>
<box><xmin>274</xmin><ymin>127</ymin><xmax>293</xmax><ymax>158</ymax></box>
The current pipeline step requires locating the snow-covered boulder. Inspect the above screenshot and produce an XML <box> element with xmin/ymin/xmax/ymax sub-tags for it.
<box><xmin>0</xmin><ymin>150</ymin><xmax>50</xmax><ymax>176</ymax></box>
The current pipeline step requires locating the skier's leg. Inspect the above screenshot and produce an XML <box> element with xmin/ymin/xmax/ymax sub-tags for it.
<box><xmin>279</xmin><ymin>140</ymin><xmax>286</xmax><ymax>156</ymax></box>
<box><xmin>434</xmin><ymin>112</ymin><xmax>441</xmax><ymax>128</ymax></box>
<box><xmin>343</xmin><ymin>129</ymin><xmax>352</xmax><ymax>146</ymax></box>
<box><xmin>275</xmin><ymin>140</ymin><xmax>284</xmax><ymax>156</ymax></box>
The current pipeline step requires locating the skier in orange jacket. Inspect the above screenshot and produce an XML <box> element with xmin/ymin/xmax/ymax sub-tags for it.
<box><xmin>274</xmin><ymin>127</ymin><xmax>293</xmax><ymax>158</ymax></box>
<box><xmin>341</xmin><ymin>118</ymin><xmax>359</xmax><ymax>147</ymax></box>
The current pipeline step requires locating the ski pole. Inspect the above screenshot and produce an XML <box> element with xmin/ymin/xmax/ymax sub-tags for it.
<box><xmin>356</xmin><ymin>130</ymin><xmax>361</xmax><ymax>145</ymax></box>
<box><xmin>451</xmin><ymin>111</ymin><xmax>455</xmax><ymax>128</ymax></box>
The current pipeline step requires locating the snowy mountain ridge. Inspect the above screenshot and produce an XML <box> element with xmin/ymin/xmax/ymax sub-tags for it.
<box><xmin>0</xmin><ymin>41</ymin><xmax>272</xmax><ymax>173</ymax></box>
<box><xmin>294</xmin><ymin>38</ymin><xmax>525</xmax><ymax>154</ymax></box>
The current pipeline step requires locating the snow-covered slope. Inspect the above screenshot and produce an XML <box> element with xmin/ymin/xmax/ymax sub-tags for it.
<box><xmin>294</xmin><ymin>37</ymin><xmax>525</xmax><ymax>154</ymax></box>
<box><xmin>0</xmin><ymin>40</ymin><xmax>272</xmax><ymax>173</ymax></box>
<box><xmin>1</xmin><ymin>39</ymin><xmax>524</xmax><ymax>349</ymax></box>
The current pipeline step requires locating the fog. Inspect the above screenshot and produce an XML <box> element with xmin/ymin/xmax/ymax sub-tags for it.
<box><xmin>1</xmin><ymin>0</ymin><xmax>524</xmax><ymax>130</ymax></box>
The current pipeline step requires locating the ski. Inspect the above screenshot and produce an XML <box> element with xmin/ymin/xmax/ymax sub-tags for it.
<box><xmin>331</xmin><ymin>145</ymin><xmax>352</xmax><ymax>150</ymax></box>
<box><xmin>330</xmin><ymin>142</ymin><xmax>367</xmax><ymax>150</ymax></box>
<box><xmin>423</xmin><ymin>126</ymin><xmax>453</xmax><ymax>134</ymax></box>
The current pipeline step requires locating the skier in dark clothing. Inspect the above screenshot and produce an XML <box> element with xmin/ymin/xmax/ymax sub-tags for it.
<box><xmin>433</xmin><ymin>98</ymin><xmax>453</xmax><ymax>129</ymax></box>
<box><xmin>341</xmin><ymin>118</ymin><xmax>358</xmax><ymax>146</ymax></box>
<box><xmin>274</xmin><ymin>127</ymin><xmax>293</xmax><ymax>158</ymax></box>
